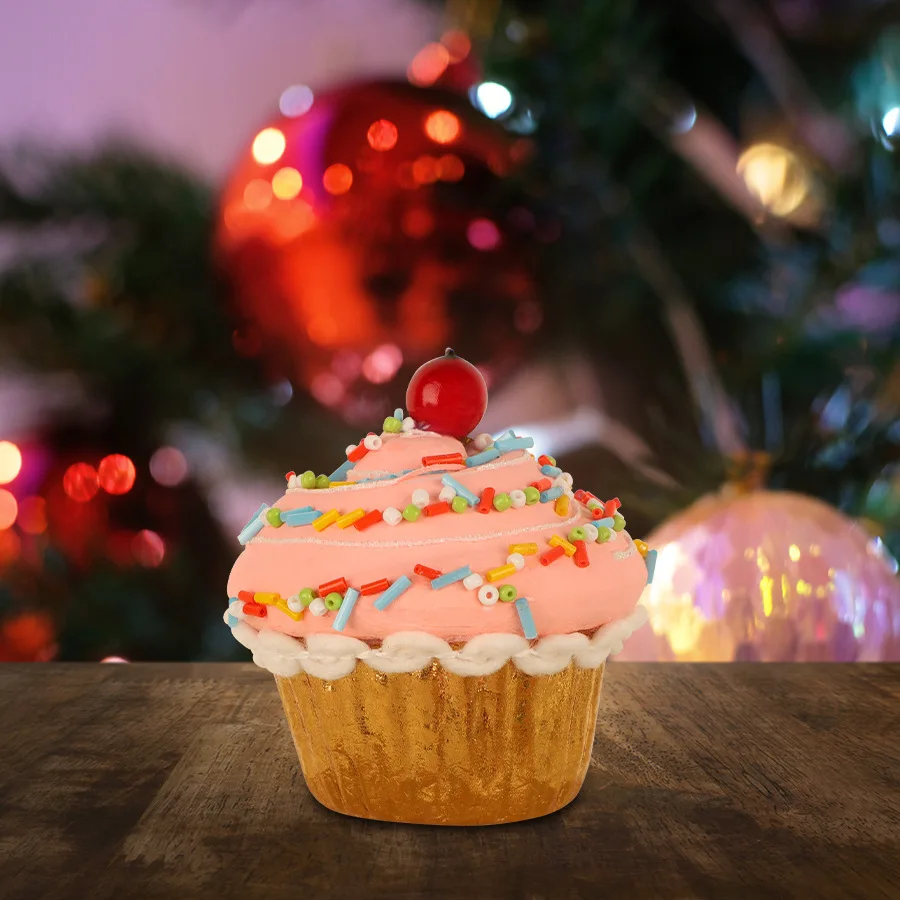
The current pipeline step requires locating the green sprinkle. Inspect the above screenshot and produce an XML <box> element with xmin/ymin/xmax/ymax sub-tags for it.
<box><xmin>451</xmin><ymin>496</ymin><xmax>468</xmax><ymax>513</ymax></box>
<box><xmin>568</xmin><ymin>526</ymin><xmax>586</xmax><ymax>543</ymax></box>
<box><xmin>316</xmin><ymin>474</ymin><xmax>330</xmax><ymax>489</ymax></box>
<box><xmin>383</xmin><ymin>416</ymin><xmax>402</xmax><ymax>433</ymax></box>
<box><xmin>300</xmin><ymin>470</ymin><xmax>316</xmax><ymax>489</ymax></box>
<box><xmin>265</xmin><ymin>508</ymin><xmax>283</xmax><ymax>527</ymax></box>
<box><xmin>498</xmin><ymin>584</ymin><xmax>517</xmax><ymax>602</ymax></box>
<box><xmin>613</xmin><ymin>513</ymin><xmax>626</xmax><ymax>532</ymax></box>
<box><xmin>524</xmin><ymin>486</ymin><xmax>540</xmax><ymax>505</ymax></box>
<box><xmin>597</xmin><ymin>526</ymin><xmax>611</xmax><ymax>543</ymax></box>
<box><xmin>547</xmin><ymin>456</ymin><xmax>556</xmax><ymax>466</ymax></box>
<box><xmin>403</xmin><ymin>504</ymin><xmax>421</xmax><ymax>522</ymax></box>
<box><xmin>586</xmin><ymin>499</ymin><xmax>601</xmax><ymax>510</ymax></box>
<box><xmin>493</xmin><ymin>492</ymin><xmax>511</xmax><ymax>512</ymax></box>
<box><xmin>299</xmin><ymin>587</ymin><xmax>316</xmax><ymax>607</ymax></box>
<box><xmin>324</xmin><ymin>592</ymin><xmax>343</xmax><ymax>611</ymax></box>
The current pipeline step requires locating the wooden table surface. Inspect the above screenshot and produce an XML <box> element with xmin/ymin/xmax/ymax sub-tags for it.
<box><xmin>0</xmin><ymin>664</ymin><xmax>897</xmax><ymax>900</ymax></box>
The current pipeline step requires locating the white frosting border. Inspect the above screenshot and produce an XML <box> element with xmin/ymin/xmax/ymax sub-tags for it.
<box><xmin>224</xmin><ymin>604</ymin><xmax>648</xmax><ymax>679</ymax></box>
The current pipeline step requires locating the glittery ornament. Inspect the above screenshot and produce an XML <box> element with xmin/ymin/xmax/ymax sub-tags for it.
<box><xmin>617</xmin><ymin>490</ymin><xmax>900</xmax><ymax>662</ymax></box>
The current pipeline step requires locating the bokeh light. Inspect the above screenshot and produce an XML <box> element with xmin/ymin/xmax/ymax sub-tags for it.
<box><xmin>362</xmin><ymin>343</ymin><xmax>404</xmax><ymax>383</ymax></box>
<box><xmin>271</xmin><ymin>167</ymin><xmax>303</xmax><ymax>200</ymax></box>
<box><xmin>243</xmin><ymin>178</ymin><xmax>272</xmax><ymax>210</ymax></box>
<box><xmin>471</xmin><ymin>82</ymin><xmax>513</xmax><ymax>119</ymax></box>
<box><xmin>424</xmin><ymin>110</ymin><xmax>461</xmax><ymax>145</ymax></box>
<box><xmin>252</xmin><ymin>128</ymin><xmax>287</xmax><ymax>165</ymax></box>
<box><xmin>133</xmin><ymin>529</ymin><xmax>165</xmax><ymax>567</ymax></box>
<box><xmin>310</xmin><ymin>372</ymin><xmax>345</xmax><ymax>407</ymax></box>
<box><xmin>737</xmin><ymin>143</ymin><xmax>811</xmax><ymax>218</ymax></box>
<box><xmin>882</xmin><ymin>107</ymin><xmax>900</xmax><ymax>138</ymax></box>
<box><xmin>17</xmin><ymin>496</ymin><xmax>47</xmax><ymax>535</ymax></box>
<box><xmin>98</xmin><ymin>454</ymin><xmax>136</xmax><ymax>495</ymax></box>
<box><xmin>467</xmin><ymin>218</ymin><xmax>501</xmax><ymax>251</ymax></box>
<box><xmin>412</xmin><ymin>155</ymin><xmax>440</xmax><ymax>184</ymax></box>
<box><xmin>441</xmin><ymin>30</ymin><xmax>471</xmax><ymax>63</ymax></box>
<box><xmin>279</xmin><ymin>84</ymin><xmax>314</xmax><ymax>118</ymax></box>
<box><xmin>0</xmin><ymin>490</ymin><xmax>17</xmax><ymax>530</ymax></box>
<box><xmin>101</xmin><ymin>656</ymin><xmax>129</xmax><ymax>663</ymax></box>
<box><xmin>408</xmin><ymin>43</ymin><xmax>450</xmax><ymax>87</ymax></box>
<box><xmin>402</xmin><ymin>207</ymin><xmax>435</xmax><ymax>238</ymax></box>
<box><xmin>0</xmin><ymin>530</ymin><xmax>21</xmax><ymax>566</ymax></box>
<box><xmin>0</xmin><ymin>441</ymin><xmax>22</xmax><ymax>485</ymax></box>
<box><xmin>367</xmin><ymin>119</ymin><xmax>399</xmax><ymax>151</ymax></box>
<box><xmin>322</xmin><ymin>163</ymin><xmax>353</xmax><ymax>195</ymax></box>
<box><xmin>63</xmin><ymin>462</ymin><xmax>100</xmax><ymax>502</ymax></box>
<box><xmin>149</xmin><ymin>447</ymin><xmax>188</xmax><ymax>487</ymax></box>
<box><xmin>438</xmin><ymin>154</ymin><xmax>465</xmax><ymax>181</ymax></box>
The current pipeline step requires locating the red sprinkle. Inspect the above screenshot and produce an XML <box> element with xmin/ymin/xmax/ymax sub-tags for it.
<box><xmin>476</xmin><ymin>487</ymin><xmax>495</xmax><ymax>514</ymax></box>
<box><xmin>573</xmin><ymin>540</ymin><xmax>590</xmax><ymax>568</ymax></box>
<box><xmin>347</xmin><ymin>443</ymin><xmax>369</xmax><ymax>462</ymax></box>
<box><xmin>360</xmin><ymin>578</ymin><xmax>390</xmax><ymax>596</ymax></box>
<box><xmin>538</xmin><ymin>455</ymin><xmax>552</xmax><ymax>466</ymax></box>
<box><xmin>424</xmin><ymin>501</ymin><xmax>451</xmax><ymax>517</ymax></box>
<box><xmin>591</xmin><ymin>507</ymin><xmax>608</xmax><ymax>520</ymax></box>
<box><xmin>353</xmin><ymin>509</ymin><xmax>383</xmax><ymax>531</ymax></box>
<box><xmin>574</xmin><ymin>490</ymin><xmax>586</xmax><ymax>502</ymax></box>
<box><xmin>539</xmin><ymin>546</ymin><xmax>566</xmax><ymax>566</ymax></box>
<box><xmin>531</xmin><ymin>478</ymin><xmax>552</xmax><ymax>492</ymax></box>
<box><xmin>242</xmin><ymin>600</ymin><xmax>267</xmax><ymax>618</ymax></box>
<box><xmin>603</xmin><ymin>497</ymin><xmax>621</xmax><ymax>516</ymax></box>
<box><xmin>285</xmin><ymin>470</ymin><xmax>295</xmax><ymax>481</ymax></box>
<box><xmin>238</xmin><ymin>590</ymin><xmax>254</xmax><ymax>603</ymax></box>
<box><xmin>414</xmin><ymin>564</ymin><xmax>442</xmax><ymax>579</ymax></box>
<box><xmin>319</xmin><ymin>576</ymin><xmax>348</xmax><ymax>596</ymax></box>
<box><xmin>422</xmin><ymin>453</ymin><xmax>466</xmax><ymax>467</ymax></box>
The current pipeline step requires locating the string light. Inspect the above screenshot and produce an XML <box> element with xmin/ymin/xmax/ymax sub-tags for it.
<box><xmin>737</xmin><ymin>143</ymin><xmax>812</xmax><ymax>218</ymax></box>
<box><xmin>271</xmin><ymin>167</ymin><xmax>303</xmax><ymax>200</ymax></box>
<box><xmin>0</xmin><ymin>441</ymin><xmax>22</xmax><ymax>485</ymax></box>
<box><xmin>367</xmin><ymin>120</ymin><xmax>399</xmax><ymax>151</ymax></box>
<box><xmin>98</xmin><ymin>454</ymin><xmax>136</xmax><ymax>495</ymax></box>
<box><xmin>323</xmin><ymin>163</ymin><xmax>353</xmax><ymax>195</ymax></box>
<box><xmin>0</xmin><ymin>490</ymin><xmax>17</xmax><ymax>530</ymax></box>
<box><xmin>252</xmin><ymin>128</ymin><xmax>286</xmax><ymax>165</ymax></box>
<box><xmin>471</xmin><ymin>82</ymin><xmax>513</xmax><ymax>119</ymax></box>
<box><xmin>424</xmin><ymin>110</ymin><xmax>461</xmax><ymax>145</ymax></box>
<box><xmin>63</xmin><ymin>463</ymin><xmax>99</xmax><ymax>503</ymax></box>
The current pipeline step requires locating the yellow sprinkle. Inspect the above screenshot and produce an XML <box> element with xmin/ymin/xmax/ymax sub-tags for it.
<box><xmin>276</xmin><ymin>599</ymin><xmax>303</xmax><ymax>621</ymax></box>
<box><xmin>509</xmin><ymin>542</ymin><xmax>539</xmax><ymax>555</ymax></box>
<box><xmin>254</xmin><ymin>591</ymin><xmax>280</xmax><ymax>605</ymax></box>
<box><xmin>549</xmin><ymin>535</ymin><xmax>577</xmax><ymax>557</ymax></box>
<box><xmin>486</xmin><ymin>563</ymin><xmax>517</xmax><ymax>582</ymax></box>
<box><xmin>634</xmin><ymin>539</ymin><xmax>649</xmax><ymax>558</ymax></box>
<box><xmin>329</xmin><ymin>481</ymin><xmax>353</xmax><ymax>487</ymax></box>
<box><xmin>336</xmin><ymin>508</ymin><xmax>366</xmax><ymax>529</ymax></box>
<box><xmin>312</xmin><ymin>509</ymin><xmax>340</xmax><ymax>532</ymax></box>
<box><xmin>554</xmin><ymin>495</ymin><xmax>569</xmax><ymax>517</ymax></box>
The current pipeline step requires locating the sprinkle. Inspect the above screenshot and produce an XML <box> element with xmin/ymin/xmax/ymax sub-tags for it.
<box><xmin>569</xmin><ymin>526</ymin><xmax>586</xmax><ymax>543</ymax></box>
<box><xmin>226</xmin><ymin>614</ymin><xmax>239</xmax><ymax>627</ymax></box>
<box><xmin>507</xmin><ymin>552</ymin><xmax>525</xmax><ymax>570</ymax></box>
<box><xmin>613</xmin><ymin>513</ymin><xmax>626</xmax><ymax>532</ymax></box>
<box><xmin>499</xmin><ymin>584</ymin><xmax>517</xmax><ymax>602</ymax></box>
<box><xmin>298</xmin><ymin>588</ymin><xmax>317</xmax><ymax>607</ymax></box>
<box><xmin>361</xmin><ymin>578</ymin><xmax>390</xmax><ymax>596</ymax></box>
<box><xmin>329</xmin><ymin>481</ymin><xmax>354</xmax><ymax>487</ymax></box>
<box><xmin>574</xmin><ymin>490</ymin><xmax>586</xmax><ymax>502</ymax></box>
<box><xmin>549</xmin><ymin>535</ymin><xmax>577</xmax><ymax>556</ymax></box>
<box><xmin>309</xmin><ymin>598</ymin><xmax>328</xmax><ymax>616</ymax></box>
<box><xmin>538</xmin><ymin>455</ymin><xmax>556</xmax><ymax>467</ymax></box>
<box><xmin>463</xmin><ymin>572</ymin><xmax>484</xmax><ymax>590</ymax></box>
<box><xmin>254</xmin><ymin>592</ymin><xmax>280</xmax><ymax>605</ymax></box>
<box><xmin>353</xmin><ymin>509</ymin><xmax>383</xmax><ymax>531</ymax></box>
<box><xmin>473</xmin><ymin>488</ymin><xmax>493</xmax><ymax>514</ymax></box>
<box><xmin>592</xmin><ymin>513</ymin><xmax>615</xmax><ymax>526</ymax></box>
<box><xmin>328</xmin><ymin>459</ymin><xmax>354</xmax><ymax>482</ymax></box>
<box><xmin>414</xmin><ymin>563</ymin><xmax>442</xmax><ymax>579</ymax></box>
<box><xmin>509</xmin><ymin>489</ymin><xmax>526</xmax><ymax>508</ymax></box>
<box><xmin>540</xmin><ymin>546</ymin><xmax>566</xmax><ymax>566</ymax></box>
<box><xmin>299</xmin><ymin>470</ymin><xmax>317</xmax><ymax>489</ymax></box>
<box><xmin>324</xmin><ymin>592</ymin><xmax>343</xmax><ymax>611</ymax></box>
<box><xmin>280</xmin><ymin>507</ymin><xmax>320</xmax><ymax>526</ymax></box>
<box><xmin>514</xmin><ymin>597</ymin><xmax>537</xmax><ymax>639</ymax></box>
<box><xmin>580</xmin><ymin>491</ymin><xmax>599</xmax><ymax>504</ymax></box>
<box><xmin>347</xmin><ymin>443</ymin><xmax>369</xmax><ymax>462</ymax></box>
<box><xmin>645</xmin><ymin>548</ymin><xmax>658</xmax><ymax>584</ymax></box>
<box><xmin>403</xmin><ymin>504</ymin><xmax>422</xmax><ymax>522</ymax></box>
<box><xmin>573</xmin><ymin>540</ymin><xmax>590</xmax><ymax>568</ymax></box>
<box><xmin>422</xmin><ymin>453</ymin><xmax>465</xmax><ymax>467</ymax></box>
<box><xmin>634</xmin><ymin>539</ymin><xmax>649</xmax><ymax>558</ymax></box>
<box><xmin>238</xmin><ymin>504</ymin><xmax>268</xmax><ymax>544</ymax></box>
<box><xmin>540</xmin><ymin>464</ymin><xmax>562</xmax><ymax>477</ymax></box>
<box><xmin>363</xmin><ymin>434</ymin><xmax>383</xmax><ymax>451</ymax></box>
<box><xmin>509</xmin><ymin>543</ymin><xmax>539</xmax><ymax>555</ymax></box>
<box><xmin>286</xmin><ymin>595</ymin><xmax>305</xmax><ymax>613</ymax></box>
<box><xmin>285</xmin><ymin>471</ymin><xmax>295</xmax><ymax>481</ymax></box>
<box><xmin>312</xmin><ymin>509</ymin><xmax>340</xmax><ymax>532</ymax></box>
<box><xmin>531</xmin><ymin>478</ymin><xmax>552</xmax><ymax>492</ymax></box>
<box><xmin>554</xmin><ymin>495</ymin><xmax>569</xmax><ymax>516</ymax></box>
<box><xmin>524</xmin><ymin>486</ymin><xmax>540</xmax><ymax>505</ymax></box>
<box><xmin>486</xmin><ymin>563</ymin><xmax>517</xmax><ymax>582</ymax></box>
<box><xmin>238</xmin><ymin>590</ymin><xmax>254</xmax><ymax>603</ymax></box>
<box><xmin>441</xmin><ymin>474</ymin><xmax>479</xmax><ymax>506</ymax></box>
<box><xmin>276</xmin><ymin>599</ymin><xmax>303</xmax><ymax>621</ymax></box>
<box><xmin>315</xmin><ymin>474</ymin><xmax>330</xmax><ymax>489</ymax></box>
<box><xmin>478</xmin><ymin>584</ymin><xmax>499</xmax><ymax>606</ymax></box>
<box><xmin>465</xmin><ymin>447</ymin><xmax>501</xmax><ymax>467</ymax></box>
<box><xmin>540</xmin><ymin>486</ymin><xmax>564</xmax><ymax>503</ymax></box>
<box><xmin>411</xmin><ymin>488</ymin><xmax>430</xmax><ymax>509</ymax></box>
<box><xmin>587</xmin><ymin>499</ymin><xmax>602</xmax><ymax>511</ymax></box>
<box><xmin>383</xmin><ymin>507</ymin><xmax>403</xmax><ymax>526</ymax></box>
<box><xmin>604</xmin><ymin>497</ymin><xmax>622</xmax><ymax>517</ymax></box>
<box><xmin>451</xmin><ymin>496</ymin><xmax>468</xmax><ymax>513</ymax></box>
<box><xmin>383</xmin><ymin>416</ymin><xmax>402</xmax><ymax>433</ymax></box>
<box><xmin>401</xmin><ymin>417</ymin><xmax>417</xmax><ymax>432</ymax></box>
<box><xmin>494</xmin><ymin>436</ymin><xmax>534</xmax><ymax>453</ymax></box>
<box><xmin>582</xmin><ymin>523</ymin><xmax>599</xmax><ymax>542</ymax></box>
<box><xmin>394</xmin><ymin>408</ymin><xmax>404</xmax><ymax>420</ymax></box>
<box><xmin>319</xmin><ymin>576</ymin><xmax>348</xmax><ymax>596</ymax></box>
<box><xmin>493</xmin><ymin>492</ymin><xmax>511</xmax><ymax>512</ymax></box>
<box><xmin>431</xmin><ymin>565</ymin><xmax>472</xmax><ymax>589</ymax></box>
<box><xmin>471</xmin><ymin>433</ymin><xmax>494</xmax><ymax>451</ymax></box>
<box><xmin>424</xmin><ymin>501</ymin><xmax>451</xmax><ymax>517</ymax></box>
<box><xmin>374</xmin><ymin>575</ymin><xmax>412</xmax><ymax>610</ymax></box>
<box><xmin>242</xmin><ymin>600</ymin><xmax>267</xmax><ymax>618</ymax></box>
<box><xmin>336</xmin><ymin>509</ymin><xmax>366</xmax><ymax>529</ymax></box>
<box><xmin>332</xmin><ymin>587</ymin><xmax>359</xmax><ymax>631</ymax></box>
<box><xmin>596</xmin><ymin>526</ymin><xmax>612</xmax><ymax>543</ymax></box>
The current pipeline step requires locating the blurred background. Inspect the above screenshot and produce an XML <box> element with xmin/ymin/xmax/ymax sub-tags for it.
<box><xmin>0</xmin><ymin>0</ymin><xmax>897</xmax><ymax>663</ymax></box>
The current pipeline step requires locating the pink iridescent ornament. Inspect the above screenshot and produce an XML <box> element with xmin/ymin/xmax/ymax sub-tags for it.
<box><xmin>616</xmin><ymin>490</ymin><xmax>900</xmax><ymax>662</ymax></box>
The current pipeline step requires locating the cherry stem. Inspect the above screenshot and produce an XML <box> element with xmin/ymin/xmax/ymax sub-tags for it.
<box><xmin>444</xmin><ymin>347</ymin><xmax>456</xmax><ymax>358</ymax></box>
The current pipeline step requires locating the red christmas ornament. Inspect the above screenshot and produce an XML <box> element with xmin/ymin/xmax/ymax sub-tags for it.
<box><xmin>217</xmin><ymin>79</ymin><xmax>542</xmax><ymax>423</ymax></box>
<box><xmin>406</xmin><ymin>348</ymin><xmax>487</xmax><ymax>437</ymax></box>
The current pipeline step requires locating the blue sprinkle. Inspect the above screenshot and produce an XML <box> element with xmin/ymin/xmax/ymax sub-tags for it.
<box><xmin>374</xmin><ymin>576</ymin><xmax>412</xmax><ymax>611</ymax></box>
<box><xmin>440</xmin><ymin>474</ymin><xmax>479</xmax><ymax>506</ymax></box>
<box><xmin>494</xmin><ymin>436</ymin><xmax>535</xmax><ymax>453</ymax></box>
<box><xmin>328</xmin><ymin>459</ymin><xmax>355</xmax><ymax>482</ymax></box>
<box><xmin>514</xmin><ymin>597</ymin><xmax>538</xmax><ymax>640</ymax></box>
<box><xmin>645</xmin><ymin>549</ymin><xmax>657</xmax><ymax>585</ymax></box>
<box><xmin>540</xmin><ymin>464</ymin><xmax>562</xmax><ymax>477</ymax></box>
<box><xmin>540</xmin><ymin>486</ymin><xmax>564</xmax><ymax>503</ymax></box>
<box><xmin>332</xmin><ymin>587</ymin><xmax>359</xmax><ymax>631</ymax></box>
<box><xmin>394</xmin><ymin>408</ymin><xmax>404</xmax><ymax>420</ymax></box>
<box><xmin>431</xmin><ymin>565</ymin><xmax>472</xmax><ymax>590</ymax></box>
<box><xmin>465</xmin><ymin>447</ymin><xmax>501</xmax><ymax>467</ymax></box>
<box><xmin>593</xmin><ymin>516</ymin><xmax>615</xmax><ymax>528</ymax></box>
<box><xmin>280</xmin><ymin>508</ymin><xmax>322</xmax><ymax>526</ymax></box>
<box><xmin>237</xmin><ymin>503</ymin><xmax>268</xmax><ymax>544</ymax></box>
<box><xmin>226</xmin><ymin>614</ymin><xmax>239</xmax><ymax>628</ymax></box>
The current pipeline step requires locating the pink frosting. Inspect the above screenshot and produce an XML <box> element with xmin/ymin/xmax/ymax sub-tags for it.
<box><xmin>227</xmin><ymin>432</ymin><xmax>647</xmax><ymax>642</ymax></box>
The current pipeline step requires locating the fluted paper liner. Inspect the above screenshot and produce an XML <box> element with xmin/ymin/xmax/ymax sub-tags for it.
<box><xmin>275</xmin><ymin>658</ymin><xmax>604</xmax><ymax>825</ymax></box>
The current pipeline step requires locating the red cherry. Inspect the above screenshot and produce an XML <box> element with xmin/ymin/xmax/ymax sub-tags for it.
<box><xmin>406</xmin><ymin>348</ymin><xmax>488</xmax><ymax>437</ymax></box>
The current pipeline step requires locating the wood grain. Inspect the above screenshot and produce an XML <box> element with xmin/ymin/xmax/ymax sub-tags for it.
<box><xmin>0</xmin><ymin>663</ymin><xmax>897</xmax><ymax>900</ymax></box>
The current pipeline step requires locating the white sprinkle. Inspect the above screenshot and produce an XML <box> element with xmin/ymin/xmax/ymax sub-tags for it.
<box><xmin>287</xmin><ymin>595</ymin><xmax>304</xmax><ymax>612</ymax></box>
<box><xmin>463</xmin><ymin>572</ymin><xmax>484</xmax><ymax>590</ymax></box>
<box><xmin>560</xmin><ymin>472</ymin><xmax>574</xmax><ymax>487</ymax></box>
<box><xmin>439</xmin><ymin>485</ymin><xmax>457</xmax><ymax>502</ymax></box>
<box><xmin>471</xmin><ymin>432</ymin><xmax>494</xmax><ymax>451</ymax></box>
<box><xmin>287</xmin><ymin>474</ymin><xmax>298</xmax><ymax>489</ymax></box>
<box><xmin>401</xmin><ymin>417</ymin><xmax>417</xmax><ymax>432</ymax></box>
<box><xmin>507</xmin><ymin>552</ymin><xmax>525</xmax><ymax>571</ymax></box>
<box><xmin>363</xmin><ymin>434</ymin><xmax>383</xmax><ymax>451</ymax></box>
<box><xmin>309</xmin><ymin>598</ymin><xmax>327</xmax><ymax>616</ymax></box>
<box><xmin>509</xmin><ymin>489</ymin><xmax>527</xmax><ymax>508</ymax></box>
<box><xmin>583</xmin><ymin>523</ymin><xmax>599</xmax><ymax>542</ymax></box>
<box><xmin>345</xmin><ymin>444</ymin><xmax>358</xmax><ymax>457</ymax></box>
<box><xmin>383</xmin><ymin>507</ymin><xmax>403</xmax><ymax>526</ymax></box>
<box><xmin>478</xmin><ymin>584</ymin><xmax>499</xmax><ymax>606</ymax></box>
<box><xmin>411</xmin><ymin>488</ymin><xmax>430</xmax><ymax>509</ymax></box>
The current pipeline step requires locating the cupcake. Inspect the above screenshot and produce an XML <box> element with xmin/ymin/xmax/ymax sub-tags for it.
<box><xmin>225</xmin><ymin>350</ymin><xmax>653</xmax><ymax>825</ymax></box>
